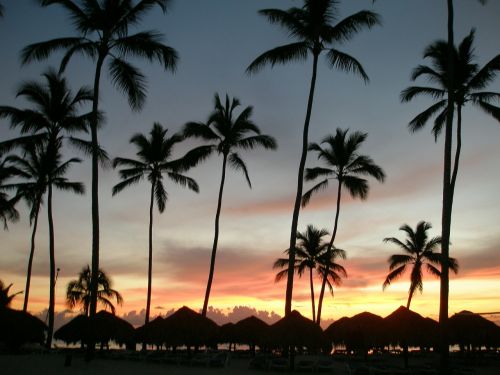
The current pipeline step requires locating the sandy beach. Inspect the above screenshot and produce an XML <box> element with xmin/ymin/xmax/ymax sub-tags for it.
<box><xmin>1</xmin><ymin>352</ymin><xmax>499</xmax><ymax>375</ymax></box>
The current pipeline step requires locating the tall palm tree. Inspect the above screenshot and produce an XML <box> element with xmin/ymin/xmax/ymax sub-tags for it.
<box><xmin>0</xmin><ymin>69</ymin><xmax>92</xmax><ymax>313</ymax></box>
<box><xmin>183</xmin><ymin>94</ymin><xmax>277</xmax><ymax>317</ymax></box>
<box><xmin>246</xmin><ymin>0</ymin><xmax>380</xmax><ymax>316</ymax></box>
<box><xmin>112</xmin><ymin>123</ymin><xmax>199</xmax><ymax>325</ymax></box>
<box><xmin>22</xmin><ymin>0</ymin><xmax>178</xmax><ymax>329</ymax></box>
<box><xmin>273</xmin><ymin>225</ymin><xmax>329</xmax><ymax>322</ymax></box>
<box><xmin>0</xmin><ymin>280</ymin><xmax>22</xmax><ymax>309</ymax></box>
<box><xmin>302</xmin><ymin>129</ymin><xmax>384</xmax><ymax>324</ymax></box>
<box><xmin>440</xmin><ymin>1</ymin><xmax>487</xmax><ymax>370</ymax></box>
<box><xmin>382</xmin><ymin>221</ymin><xmax>458</xmax><ymax>309</ymax></box>
<box><xmin>66</xmin><ymin>265</ymin><xmax>123</xmax><ymax>316</ymax></box>
<box><xmin>401</xmin><ymin>10</ymin><xmax>495</xmax><ymax>366</ymax></box>
<box><xmin>12</xmin><ymin>142</ymin><xmax>84</xmax><ymax>347</ymax></box>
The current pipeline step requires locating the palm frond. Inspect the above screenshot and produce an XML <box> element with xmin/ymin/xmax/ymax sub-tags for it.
<box><xmin>326</xmin><ymin>49</ymin><xmax>369</xmax><ymax>82</ymax></box>
<box><xmin>228</xmin><ymin>153</ymin><xmax>251</xmax><ymax>188</ymax></box>
<box><xmin>246</xmin><ymin>42</ymin><xmax>309</xmax><ymax>74</ymax></box>
<box><xmin>108</xmin><ymin>57</ymin><xmax>147</xmax><ymax>111</ymax></box>
<box><xmin>301</xmin><ymin>178</ymin><xmax>329</xmax><ymax>207</ymax></box>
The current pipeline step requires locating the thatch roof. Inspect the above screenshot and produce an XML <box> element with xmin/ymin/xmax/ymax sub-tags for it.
<box><xmin>0</xmin><ymin>307</ymin><xmax>46</xmax><ymax>348</ymax></box>
<box><xmin>383</xmin><ymin>306</ymin><xmax>431</xmax><ymax>347</ymax></box>
<box><xmin>449</xmin><ymin>310</ymin><xmax>500</xmax><ymax>347</ymax></box>
<box><xmin>162</xmin><ymin>306</ymin><xmax>219</xmax><ymax>346</ymax></box>
<box><xmin>269</xmin><ymin>310</ymin><xmax>323</xmax><ymax>348</ymax></box>
<box><xmin>232</xmin><ymin>315</ymin><xmax>269</xmax><ymax>345</ymax></box>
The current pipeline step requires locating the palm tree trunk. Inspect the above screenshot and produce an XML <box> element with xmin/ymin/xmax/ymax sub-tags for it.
<box><xmin>450</xmin><ymin>105</ymin><xmax>462</xmax><ymax>193</ymax></box>
<box><xmin>23</xmin><ymin>199</ymin><xmax>40</xmax><ymax>312</ymax></box>
<box><xmin>309</xmin><ymin>267</ymin><xmax>316</xmax><ymax>322</ymax></box>
<box><xmin>202</xmin><ymin>153</ymin><xmax>228</xmax><ymax>316</ymax></box>
<box><xmin>440</xmin><ymin>0</ymin><xmax>455</xmax><ymax>372</ymax></box>
<box><xmin>145</xmin><ymin>182</ymin><xmax>154</xmax><ymax>325</ymax></box>
<box><xmin>46</xmin><ymin>184</ymin><xmax>55</xmax><ymax>348</ymax></box>
<box><xmin>406</xmin><ymin>287</ymin><xmax>414</xmax><ymax>310</ymax></box>
<box><xmin>316</xmin><ymin>178</ymin><xmax>342</xmax><ymax>325</ymax></box>
<box><xmin>285</xmin><ymin>51</ymin><xmax>319</xmax><ymax>316</ymax></box>
<box><xmin>88</xmin><ymin>53</ymin><xmax>105</xmax><ymax>359</ymax></box>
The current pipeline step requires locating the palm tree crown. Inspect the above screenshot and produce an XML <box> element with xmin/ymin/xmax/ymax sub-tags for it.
<box><xmin>0</xmin><ymin>280</ymin><xmax>22</xmax><ymax>309</ymax></box>
<box><xmin>303</xmin><ymin>128</ymin><xmax>386</xmax><ymax>206</ymax></box>
<box><xmin>401</xmin><ymin>29</ymin><xmax>500</xmax><ymax>138</ymax></box>
<box><xmin>66</xmin><ymin>265</ymin><xmax>123</xmax><ymax>316</ymax></box>
<box><xmin>382</xmin><ymin>221</ymin><xmax>459</xmax><ymax>309</ymax></box>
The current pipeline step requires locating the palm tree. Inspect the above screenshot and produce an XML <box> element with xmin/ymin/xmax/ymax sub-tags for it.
<box><xmin>440</xmin><ymin>1</ymin><xmax>487</xmax><ymax>370</ymax></box>
<box><xmin>0</xmin><ymin>280</ymin><xmax>22</xmax><ymax>309</ymax></box>
<box><xmin>66</xmin><ymin>265</ymin><xmax>123</xmax><ymax>316</ymax></box>
<box><xmin>246</xmin><ymin>0</ymin><xmax>380</xmax><ymax>316</ymax></box>
<box><xmin>0</xmin><ymin>69</ymin><xmax>92</xmax><ymax>313</ymax></box>
<box><xmin>0</xmin><ymin>155</ymin><xmax>24</xmax><ymax>230</ymax></box>
<box><xmin>273</xmin><ymin>225</ymin><xmax>329</xmax><ymax>322</ymax></box>
<box><xmin>0</xmin><ymin>68</ymin><xmax>92</xmax><ymax>148</ymax></box>
<box><xmin>0</xmin><ymin>2</ymin><xmax>4</xmax><ymax>18</ymax></box>
<box><xmin>303</xmin><ymin>129</ymin><xmax>385</xmax><ymax>324</ymax></box>
<box><xmin>183</xmin><ymin>94</ymin><xmax>277</xmax><ymax>317</ymax></box>
<box><xmin>382</xmin><ymin>221</ymin><xmax>458</xmax><ymax>309</ymax></box>
<box><xmin>112</xmin><ymin>123</ymin><xmax>199</xmax><ymax>325</ymax></box>
<box><xmin>22</xmin><ymin>0</ymin><xmax>178</xmax><ymax>329</ymax></box>
<box><xmin>12</xmin><ymin>142</ymin><xmax>84</xmax><ymax>347</ymax></box>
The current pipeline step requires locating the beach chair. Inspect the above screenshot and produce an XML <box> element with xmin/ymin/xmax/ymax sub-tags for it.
<box><xmin>210</xmin><ymin>351</ymin><xmax>230</xmax><ymax>367</ymax></box>
<box><xmin>269</xmin><ymin>357</ymin><xmax>289</xmax><ymax>372</ymax></box>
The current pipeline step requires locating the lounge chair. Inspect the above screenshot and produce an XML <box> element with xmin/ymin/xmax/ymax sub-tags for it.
<box><xmin>269</xmin><ymin>357</ymin><xmax>289</xmax><ymax>372</ymax></box>
<box><xmin>210</xmin><ymin>351</ymin><xmax>230</xmax><ymax>367</ymax></box>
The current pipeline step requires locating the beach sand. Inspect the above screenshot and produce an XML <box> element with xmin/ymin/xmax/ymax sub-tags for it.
<box><xmin>1</xmin><ymin>352</ymin><xmax>498</xmax><ymax>375</ymax></box>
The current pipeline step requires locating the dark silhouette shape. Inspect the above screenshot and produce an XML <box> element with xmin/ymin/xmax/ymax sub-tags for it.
<box><xmin>0</xmin><ymin>280</ymin><xmax>22</xmax><ymax>308</ymax></box>
<box><xmin>113</xmin><ymin>123</ymin><xmax>199</xmax><ymax>326</ymax></box>
<box><xmin>135</xmin><ymin>315</ymin><xmax>165</xmax><ymax>347</ymax></box>
<box><xmin>449</xmin><ymin>310</ymin><xmax>500</xmax><ymax>351</ymax></box>
<box><xmin>273</xmin><ymin>225</ymin><xmax>346</xmax><ymax>323</ymax></box>
<box><xmin>231</xmin><ymin>316</ymin><xmax>270</xmax><ymax>353</ymax></box>
<box><xmin>270</xmin><ymin>310</ymin><xmax>324</xmax><ymax>370</ymax></box>
<box><xmin>7</xmin><ymin>145</ymin><xmax>83</xmax><ymax>348</ymax></box>
<box><xmin>0</xmin><ymin>156</ymin><xmax>23</xmax><ymax>229</ymax></box>
<box><xmin>23</xmin><ymin>1</ymin><xmax>178</xmax><ymax>346</ymax></box>
<box><xmin>324</xmin><ymin>311</ymin><xmax>384</xmax><ymax>356</ymax></box>
<box><xmin>0</xmin><ymin>2</ymin><xmax>4</xmax><ymax>18</ymax></box>
<box><xmin>383</xmin><ymin>306</ymin><xmax>433</xmax><ymax>369</ymax></box>
<box><xmin>0</xmin><ymin>69</ymin><xmax>92</xmax><ymax>313</ymax></box>
<box><xmin>66</xmin><ymin>265</ymin><xmax>123</xmax><ymax>316</ymax></box>
<box><xmin>54</xmin><ymin>310</ymin><xmax>134</xmax><ymax>348</ymax></box>
<box><xmin>303</xmin><ymin>129</ymin><xmax>385</xmax><ymax>324</ymax></box>
<box><xmin>183</xmin><ymin>94</ymin><xmax>277</xmax><ymax>317</ymax></box>
<box><xmin>401</xmin><ymin>12</ymin><xmax>495</xmax><ymax>368</ymax></box>
<box><xmin>247</xmin><ymin>0</ymin><xmax>380</xmax><ymax>317</ymax></box>
<box><xmin>0</xmin><ymin>307</ymin><xmax>47</xmax><ymax>349</ymax></box>
<box><xmin>382</xmin><ymin>221</ymin><xmax>458</xmax><ymax>309</ymax></box>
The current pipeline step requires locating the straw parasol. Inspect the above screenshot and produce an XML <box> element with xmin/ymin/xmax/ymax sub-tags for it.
<box><xmin>232</xmin><ymin>315</ymin><xmax>269</xmax><ymax>346</ymax></box>
<box><xmin>135</xmin><ymin>316</ymin><xmax>165</xmax><ymax>345</ymax></box>
<box><xmin>54</xmin><ymin>310</ymin><xmax>135</xmax><ymax>347</ymax></box>
<box><xmin>269</xmin><ymin>310</ymin><xmax>323</xmax><ymax>349</ymax></box>
<box><xmin>0</xmin><ymin>307</ymin><xmax>46</xmax><ymax>348</ymax></box>
<box><xmin>325</xmin><ymin>311</ymin><xmax>384</xmax><ymax>353</ymax></box>
<box><xmin>449</xmin><ymin>310</ymin><xmax>500</xmax><ymax>349</ymax></box>
<box><xmin>162</xmin><ymin>306</ymin><xmax>219</xmax><ymax>347</ymax></box>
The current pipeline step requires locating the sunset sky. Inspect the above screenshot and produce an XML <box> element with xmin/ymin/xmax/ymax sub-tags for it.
<box><xmin>1</xmin><ymin>0</ymin><xmax>499</xmax><ymax>328</ymax></box>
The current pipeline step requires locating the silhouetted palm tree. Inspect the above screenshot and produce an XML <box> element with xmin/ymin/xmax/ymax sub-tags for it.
<box><xmin>22</xmin><ymin>0</ymin><xmax>178</xmax><ymax>327</ymax></box>
<box><xmin>0</xmin><ymin>69</ymin><xmax>91</xmax><ymax>313</ymax></box>
<box><xmin>13</xmin><ymin>142</ymin><xmax>84</xmax><ymax>347</ymax></box>
<box><xmin>184</xmin><ymin>94</ymin><xmax>277</xmax><ymax>317</ymax></box>
<box><xmin>316</xmin><ymin>245</ymin><xmax>347</xmax><ymax>308</ymax></box>
<box><xmin>246</xmin><ymin>0</ymin><xmax>380</xmax><ymax>316</ymax></box>
<box><xmin>439</xmin><ymin>1</ymin><xmax>487</xmax><ymax>369</ymax></box>
<box><xmin>0</xmin><ymin>2</ymin><xmax>4</xmax><ymax>18</ymax></box>
<box><xmin>382</xmin><ymin>221</ymin><xmax>458</xmax><ymax>309</ymax></box>
<box><xmin>112</xmin><ymin>123</ymin><xmax>199</xmax><ymax>325</ymax></box>
<box><xmin>66</xmin><ymin>265</ymin><xmax>123</xmax><ymax>316</ymax></box>
<box><xmin>0</xmin><ymin>155</ymin><xmax>24</xmax><ymax>229</ymax></box>
<box><xmin>273</xmin><ymin>225</ymin><xmax>329</xmax><ymax>322</ymax></box>
<box><xmin>0</xmin><ymin>68</ymin><xmax>92</xmax><ymax>149</ymax></box>
<box><xmin>303</xmin><ymin>129</ymin><xmax>385</xmax><ymax>324</ymax></box>
<box><xmin>0</xmin><ymin>280</ymin><xmax>22</xmax><ymax>309</ymax></box>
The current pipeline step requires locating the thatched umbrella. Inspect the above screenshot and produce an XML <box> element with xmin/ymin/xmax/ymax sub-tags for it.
<box><xmin>449</xmin><ymin>311</ymin><xmax>500</xmax><ymax>350</ymax></box>
<box><xmin>269</xmin><ymin>310</ymin><xmax>323</xmax><ymax>349</ymax></box>
<box><xmin>0</xmin><ymin>307</ymin><xmax>46</xmax><ymax>349</ymax></box>
<box><xmin>231</xmin><ymin>316</ymin><xmax>269</xmax><ymax>353</ymax></box>
<box><xmin>135</xmin><ymin>316</ymin><xmax>165</xmax><ymax>346</ymax></box>
<box><xmin>54</xmin><ymin>310</ymin><xmax>135</xmax><ymax>348</ymax></box>
<box><xmin>383</xmin><ymin>306</ymin><xmax>429</xmax><ymax>368</ymax></box>
<box><xmin>162</xmin><ymin>306</ymin><xmax>219</xmax><ymax>348</ymax></box>
<box><xmin>325</xmin><ymin>311</ymin><xmax>384</xmax><ymax>354</ymax></box>
<box><xmin>219</xmin><ymin>322</ymin><xmax>236</xmax><ymax>348</ymax></box>
<box><xmin>54</xmin><ymin>314</ymin><xmax>88</xmax><ymax>345</ymax></box>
